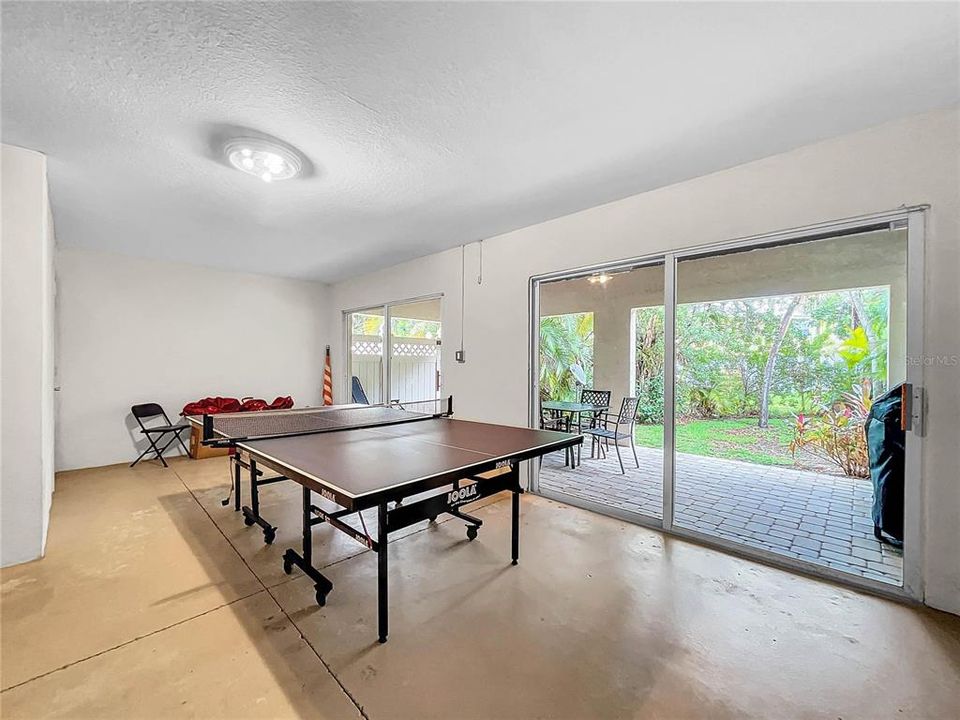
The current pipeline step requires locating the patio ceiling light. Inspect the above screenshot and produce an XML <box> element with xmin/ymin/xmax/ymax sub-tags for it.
<box><xmin>588</xmin><ymin>273</ymin><xmax>613</xmax><ymax>285</ymax></box>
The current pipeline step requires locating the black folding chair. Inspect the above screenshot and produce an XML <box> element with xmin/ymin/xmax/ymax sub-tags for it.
<box><xmin>130</xmin><ymin>403</ymin><xmax>191</xmax><ymax>468</ymax></box>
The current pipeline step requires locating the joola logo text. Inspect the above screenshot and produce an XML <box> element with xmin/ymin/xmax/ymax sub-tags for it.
<box><xmin>447</xmin><ymin>485</ymin><xmax>478</xmax><ymax>505</ymax></box>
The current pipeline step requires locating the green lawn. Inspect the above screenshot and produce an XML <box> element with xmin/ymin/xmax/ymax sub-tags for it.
<box><xmin>634</xmin><ymin>418</ymin><xmax>796</xmax><ymax>466</ymax></box>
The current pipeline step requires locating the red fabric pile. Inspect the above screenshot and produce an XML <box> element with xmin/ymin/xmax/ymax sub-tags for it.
<box><xmin>182</xmin><ymin>396</ymin><xmax>294</xmax><ymax>416</ymax></box>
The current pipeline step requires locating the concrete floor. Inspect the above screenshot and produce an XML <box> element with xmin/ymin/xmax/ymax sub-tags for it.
<box><xmin>2</xmin><ymin>457</ymin><xmax>958</xmax><ymax>719</ymax></box>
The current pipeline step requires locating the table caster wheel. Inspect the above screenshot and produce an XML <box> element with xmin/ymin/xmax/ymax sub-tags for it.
<box><xmin>243</xmin><ymin>515</ymin><xmax>255</xmax><ymax>527</ymax></box>
<box><xmin>282</xmin><ymin>558</ymin><xmax>293</xmax><ymax>575</ymax></box>
<box><xmin>428</xmin><ymin>515</ymin><xmax>437</xmax><ymax>523</ymax></box>
<box><xmin>263</xmin><ymin>527</ymin><xmax>276</xmax><ymax>544</ymax></box>
<box><xmin>466</xmin><ymin>525</ymin><xmax>478</xmax><ymax>541</ymax></box>
<box><xmin>315</xmin><ymin>588</ymin><xmax>329</xmax><ymax>607</ymax></box>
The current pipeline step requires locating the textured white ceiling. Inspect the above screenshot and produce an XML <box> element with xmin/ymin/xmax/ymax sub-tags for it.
<box><xmin>3</xmin><ymin>2</ymin><xmax>958</xmax><ymax>282</ymax></box>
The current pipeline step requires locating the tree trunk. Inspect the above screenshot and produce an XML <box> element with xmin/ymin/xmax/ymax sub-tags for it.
<box><xmin>635</xmin><ymin>311</ymin><xmax>661</xmax><ymax>383</ymax></box>
<box><xmin>759</xmin><ymin>295</ymin><xmax>802</xmax><ymax>427</ymax></box>
<box><xmin>738</xmin><ymin>358</ymin><xmax>751</xmax><ymax>415</ymax></box>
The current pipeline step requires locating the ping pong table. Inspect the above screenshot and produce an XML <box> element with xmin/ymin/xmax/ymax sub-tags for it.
<box><xmin>198</xmin><ymin>398</ymin><xmax>580</xmax><ymax>643</ymax></box>
<box><xmin>188</xmin><ymin>403</ymin><xmax>366</xmax><ymax>544</ymax></box>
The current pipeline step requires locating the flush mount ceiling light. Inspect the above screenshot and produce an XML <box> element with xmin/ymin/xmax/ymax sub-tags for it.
<box><xmin>588</xmin><ymin>272</ymin><xmax>613</xmax><ymax>285</ymax></box>
<box><xmin>224</xmin><ymin>137</ymin><xmax>302</xmax><ymax>183</ymax></box>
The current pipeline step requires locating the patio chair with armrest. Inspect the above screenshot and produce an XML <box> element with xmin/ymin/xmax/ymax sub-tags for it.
<box><xmin>583</xmin><ymin>397</ymin><xmax>640</xmax><ymax>475</ymax></box>
<box><xmin>577</xmin><ymin>388</ymin><xmax>612</xmax><ymax>464</ymax></box>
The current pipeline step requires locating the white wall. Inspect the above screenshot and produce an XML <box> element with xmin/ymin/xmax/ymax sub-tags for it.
<box><xmin>56</xmin><ymin>248</ymin><xmax>330</xmax><ymax>470</ymax></box>
<box><xmin>1</xmin><ymin>144</ymin><xmax>56</xmax><ymax>566</ymax></box>
<box><xmin>328</xmin><ymin>107</ymin><xmax>960</xmax><ymax>614</ymax></box>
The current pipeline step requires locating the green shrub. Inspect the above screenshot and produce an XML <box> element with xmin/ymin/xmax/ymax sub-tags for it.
<box><xmin>636</xmin><ymin>374</ymin><xmax>664</xmax><ymax>423</ymax></box>
<box><xmin>768</xmin><ymin>391</ymin><xmax>811</xmax><ymax>418</ymax></box>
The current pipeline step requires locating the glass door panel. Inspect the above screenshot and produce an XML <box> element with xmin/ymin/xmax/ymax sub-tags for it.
<box><xmin>348</xmin><ymin>306</ymin><xmax>385</xmax><ymax>404</ymax></box>
<box><xmin>537</xmin><ymin>263</ymin><xmax>664</xmax><ymax>521</ymax></box>
<box><xmin>673</xmin><ymin>229</ymin><xmax>908</xmax><ymax>586</ymax></box>
<box><xmin>388</xmin><ymin>298</ymin><xmax>442</xmax><ymax>404</ymax></box>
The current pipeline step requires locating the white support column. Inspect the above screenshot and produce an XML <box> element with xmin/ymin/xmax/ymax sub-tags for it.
<box><xmin>591</xmin><ymin>304</ymin><xmax>633</xmax><ymax>406</ymax></box>
<box><xmin>1</xmin><ymin>144</ymin><xmax>56</xmax><ymax>566</ymax></box>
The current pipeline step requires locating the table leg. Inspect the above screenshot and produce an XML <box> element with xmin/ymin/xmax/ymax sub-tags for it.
<box><xmin>511</xmin><ymin>486</ymin><xmax>520</xmax><ymax>566</ymax></box>
<box><xmin>559</xmin><ymin>412</ymin><xmax>574</xmax><ymax>467</ymax></box>
<box><xmin>377</xmin><ymin>501</ymin><xmax>389</xmax><ymax>643</ymax></box>
<box><xmin>302</xmin><ymin>486</ymin><xmax>312</xmax><ymax>566</ymax></box>
<box><xmin>241</xmin><ymin>459</ymin><xmax>277</xmax><ymax>543</ymax></box>
<box><xmin>233</xmin><ymin>451</ymin><xmax>242</xmax><ymax>511</ymax></box>
<box><xmin>280</xmin><ymin>486</ymin><xmax>333</xmax><ymax>607</ymax></box>
<box><xmin>250</xmin><ymin>459</ymin><xmax>261</xmax><ymax>519</ymax></box>
<box><xmin>568</xmin><ymin>414</ymin><xmax>578</xmax><ymax>468</ymax></box>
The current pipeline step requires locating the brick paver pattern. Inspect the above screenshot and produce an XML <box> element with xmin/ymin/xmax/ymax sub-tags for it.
<box><xmin>538</xmin><ymin>445</ymin><xmax>902</xmax><ymax>585</ymax></box>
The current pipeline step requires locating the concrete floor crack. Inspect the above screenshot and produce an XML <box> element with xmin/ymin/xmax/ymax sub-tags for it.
<box><xmin>172</xmin><ymin>466</ymin><xmax>372</xmax><ymax>720</ymax></box>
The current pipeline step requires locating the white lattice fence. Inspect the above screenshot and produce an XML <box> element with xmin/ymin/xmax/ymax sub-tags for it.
<box><xmin>351</xmin><ymin>335</ymin><xmax>440</xmax><ymax>403</ymax></box>
<box><xmin>351</xmin><ymin>334</ymin><xmax>383</xmax><ymax>403</ymax></box>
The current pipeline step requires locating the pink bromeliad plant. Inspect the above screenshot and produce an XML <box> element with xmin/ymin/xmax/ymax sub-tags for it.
<box><xmin>789</xmin><ymin>380</ymin><xmax>873</xmax><ymax>478</ymax></box>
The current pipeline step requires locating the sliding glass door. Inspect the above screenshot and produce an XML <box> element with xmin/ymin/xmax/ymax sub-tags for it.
<box><xmin>531</xmin><ymin>209</ymin><xmax>924</xmax><ymax>598</ymax></box>
<box><xmin>388</xmin><ymin>298</ymin><xmax>442</xmax><ymax>404</ymax></box>
<box><xmin>345</xmin><ymin>296</ymin><xmax>443</xmax><ymax>407</ymax></box>
<box><xmin>534</xmin><ymin>262</ymin><xmax>664</xmax><ymax>521</ymax></box>
<box><xmin>672</xmin><ymin>229</ymin><xmax>909</xmax><ymax>587</ymax></box>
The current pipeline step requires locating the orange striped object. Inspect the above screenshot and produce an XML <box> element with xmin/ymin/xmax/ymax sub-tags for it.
<box><xmin>322</xmin><ymin>346</ymin><xmax>334</xmax><ymax>405</ymax></box>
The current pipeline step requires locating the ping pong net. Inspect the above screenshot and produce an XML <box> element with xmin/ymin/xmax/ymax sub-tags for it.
<box><xmin>201</xmin><ymin>396</ymin><xmax>453</xmax><ymax>446</ymax></box>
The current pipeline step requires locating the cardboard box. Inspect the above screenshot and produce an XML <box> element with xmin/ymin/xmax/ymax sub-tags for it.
<box><xmin>189</xmin><ymin>424</ymin><xmax>231</xmax><ymax>459</ymax></box>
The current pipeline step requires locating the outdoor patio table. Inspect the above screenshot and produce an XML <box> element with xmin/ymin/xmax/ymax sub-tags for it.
<box><xmin>541</xmin><ymin>401</ymin><xmax>609</xmax><ymax>468</ymax></box>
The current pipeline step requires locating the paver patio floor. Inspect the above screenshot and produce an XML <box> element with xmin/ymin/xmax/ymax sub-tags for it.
<box><xmin>538</xmin><ymin>444</ymin><xmax>902</xmax><ymax>585</ymax></box>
